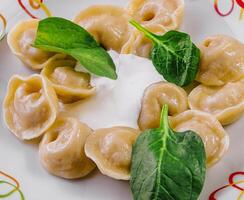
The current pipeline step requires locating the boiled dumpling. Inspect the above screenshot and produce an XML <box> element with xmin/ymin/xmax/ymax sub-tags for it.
<box><xmin>85</xmin><ymin>126</ymin><xmax>140</xmax><ymax>180</ymax></box>
<box><xmin>39</xmin><ymin>116</ymin><xmax>96</xmax><ymax>179</ymax></box>
<box><xmin>127</xmin><ymin>0</ymin><xmax>184</xmax><ymax>30</ymax></box>
<box><xmin>197</xmin><ymin>35</ymin><xmax>244</xmax><ymax>86</ymax></box>
<box><xmin>121</xmin><ymin>25</ymin><xmax>167</xmax><ymax>58</ymax></box>
<box><xmin>7</xmin><ymin>19</ymin><xmax>54</xmax><ymax>70</ymax></box>
<box><xmin>138</xmin><ymin>82</ymin><xmax>188</xmax><ymax>130</ymax></box>
<box><xmin>41</xmin><ymin>54</ymin><xmax>95</xmax><ymax>103</ymax></box>
<box><xmin>188</xmin><ymin>79</ymin><xmax>244</xmax><ymax>125</ymax></box>
<box><xmin>3</xmin><ymin>74</ymin><xmax>58</xmax><ymax>140</ymax></box>
<box><xmin>73</xmin><ymin>5</ymin><xmax>131</xmax><ymax>52</ymax></box>
<box><xmin>122</xmin><ymin>0</ymin><xmax>184</xmax><ymax>57</ymax></box>
<box><xmin>170</xmin><ymin>110</ymin><xmax>229</xmax><ymax>167</ymax></box>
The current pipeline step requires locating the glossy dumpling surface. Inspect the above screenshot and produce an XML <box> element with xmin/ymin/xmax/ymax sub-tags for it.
<box><xmin>41</xmin><ymin>54</ymin><xmax>95</xmax><ymax>103</ymax></box>
<box><xmin>85</xmin><ymin>126</ymin><xmax>140</xmax><ymax>180</ymax></box>
<box><xmin>170</xmin><ymin>110</ymin><xmax>229</xmax><ymax>167</ymax></box>
<box><xmin>7</xmin><ymin>19</ymin><xmax>54</xmax><ymax>70</ymax></box>
<box><xmin>197</xmin><ymin>35</ymin><xmax>244</xmax><ymax>86</ymax></box>
<box><xmin>39</xmin><ymin>116</ymin><xmax>96</xmax><ymax>179</ymax></box>
<box><xmin>121</xmin><ymin>25</ymin><xmax>166</xmax><ymax>58</ymax></box>
<box><xmin>73</xmin><ymin>5</ymin><xmax>130</xmax><ymax>52</ymax></box>
<box><xmin>128</xmin><ymin>0</ymin><xmax>184</xmax><ymax>30</ymax></box>
<box><xmin>138</xmin><ymin>81</ymin><xmax>188</xmax><ymax>130</ymax></box>
<box><xmin>188</xmin><ymin>79</ymin><xmax>244</xmax><ymax>125</ymax></box>
<box><xmin>3</xmin><ymin>74</ymin><xmax>58</xmax><ymax>140</ymax></box>
<box><xmin>122</xmin><ymin>0</ymin><xmax>184</xmax><ymax>57</ymax></box>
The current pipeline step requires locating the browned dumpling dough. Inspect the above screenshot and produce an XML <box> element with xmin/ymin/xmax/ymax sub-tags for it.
<box><xmin>3</xmin><ymin>74</ymin><xmax>58</xmax><ymax>140</ymax></box>
<box><xmin>73</xmin><ymin>5</ymin><xmax>131</xmax><ymax>52</ymax></box>
<box><xmin>41</xmin><ymin>54</ymin><xmax>95</xmax><ymax>103</ymax></box>
<box><xmin>197</xmin><ymin>35</ymin><xmax>244</xmax><ymax>86</ymax></box>
<box><xmin>7</xmin><ymin>19</ymin><xmax>54</xmax><ymax>70</ymax></box>
<box><xmin>122</xmin><ymin>0</ymin><xmax>184</xmax><ymax>57</ymax></box>
<box><xmin>138</xmin><ymin>82</ymin><xmax>188</xmax><ymax>130</ymax></box>
<box><xmin>170</xmin><ymin>110</ymin><xmax>229</xmax><ymax>167</ymax></box>
<box><xmin>188</xmin><ymin>79</ymin><xmax>244</xmax><ymax>125</ymax></box>
<box><xmin>39</xmin><ymin>116</ymin><xmax>96</xmax><ymax>179</ymax></box>
<box><xmin>85</xmin><ymin>127</ymin><xmax>140</xmax><ymax>180</ymax></box>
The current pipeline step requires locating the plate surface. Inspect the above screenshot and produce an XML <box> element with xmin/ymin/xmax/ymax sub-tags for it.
<box><xmin>0</xmin><ymin>0</ymin><xmax>244</xmax><ymax>199</ymax></box>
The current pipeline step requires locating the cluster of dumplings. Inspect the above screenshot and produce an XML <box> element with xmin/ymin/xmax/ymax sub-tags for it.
<box><xmin>2</xmin><ymin>0</ymin><xmax>244</xmax><ymax>182</ymax></box>
<box><xmin>74</xmin><ymin>0</ymin><xmax>185</xmax><ymax>57</ymax></box>
<box><xmin>3</xmin><ymin>0</ymin><xmax>184</xmax><ymax>180</ymax></box>
<box><xmin>138</xmin><ymin>35</ymin><xmax>244</xmax><ymax>167</ymax></box>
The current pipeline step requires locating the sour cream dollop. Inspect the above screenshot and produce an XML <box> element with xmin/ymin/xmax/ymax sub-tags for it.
<box><xmin>63</xmin><ymin>51</ymin><xmax>163</xmax><ymax>129</ymax></box>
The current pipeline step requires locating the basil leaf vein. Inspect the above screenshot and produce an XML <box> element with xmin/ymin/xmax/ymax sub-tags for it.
<box><xmin>33</xmin><ymin>17</ymin><xmax>117</xmax><ymax>80</ymax></box>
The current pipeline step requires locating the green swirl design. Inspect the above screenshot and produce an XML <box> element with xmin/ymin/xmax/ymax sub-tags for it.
<box><xmin>0</xmin><ymin>180</ymin><xmax>25</xmax><ymax>200</ymax></box>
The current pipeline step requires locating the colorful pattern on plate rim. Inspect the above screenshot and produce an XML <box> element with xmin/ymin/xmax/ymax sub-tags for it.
<box><xmin>0</xmin><ymin>14</ymin><xmax>7</xmax><ymax>41</ymax></box>
<box><xmin>0</xmin><ymin>171</ymin><xmax>25</xmax><ymax>199</ymax></box>
<box><xmin>0</xmin><ymin>0</ymin><xmax>52</xmax><ymax>40</ymax></box>
<box><xmin>214</xmin><ymin>0</ymin><xmax>244</xmax><ymax>20</ymax></box>
<box><xmin>209</xmin><ymin>171</ymin><xmax>244</xmax><ymax>200</ymax></box>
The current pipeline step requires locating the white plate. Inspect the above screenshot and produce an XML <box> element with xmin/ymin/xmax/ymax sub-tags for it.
<box><xmin>0</xmin><ymin>0</ymin><xmax>244</xmax><ymax>199</ymax></box>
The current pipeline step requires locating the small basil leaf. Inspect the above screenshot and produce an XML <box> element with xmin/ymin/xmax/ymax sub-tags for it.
<box><xmin>130</xmin><ymin>20</ymin><xmax>200</xmax><ymax>86</ymax></box>
<box><xmin>130</xmin><ymin>105</ymin><xmax>206</xmax><ymax>200</ymax></box>
<box><xmin>34</xmin><ymin>17</ymin><xmax>117</xmax><ymax>80</ymax></box>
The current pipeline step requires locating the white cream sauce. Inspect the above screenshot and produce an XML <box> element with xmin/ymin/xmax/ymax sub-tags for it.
<box><xmin>62</xmin><ymin>51</ymin><xmax>163</xmax><ymax>129</ymax></box>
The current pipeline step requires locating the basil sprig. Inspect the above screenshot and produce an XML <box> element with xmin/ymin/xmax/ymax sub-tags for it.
<box><xmin>130</xmin><ymin>105</ymin><xmax>206</xmax><ymax>200</ymax></box>
<box><xmin>130</xmin><ymin>20</ymin><xmax>200</xmax><ymax>86</ymax></box>
<box><xmin>34</xmin><ymin>17</ymin><xmax>117</xmax><ymax>80</ymax></box>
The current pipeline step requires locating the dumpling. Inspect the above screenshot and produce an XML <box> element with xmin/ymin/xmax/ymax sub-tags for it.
<box><xmin>122</xmin><ymin>0</ymin><xmax>184</xmax><ymax>57</ymax></box>
<box><xmin>39</xmin><ymin>116</ymin><xmax>96</xmax><ymax>179</ymax></box>
<box><xmin>85</xmin><ymin>126</ymin><xmax>140</xmax><ymax>180</ymax></box>
<box><xmin>138</xmin><ymin>82</ymin><xmax>188</xmax><ymax>130</ymax></box>
<box><xmin>7</xmin><ymin>19</ymin><xmax>54</xmax><ymax>70</ymax></box>
<box><xmin>196</xmin><ymin>35</ymin><xmax>244</xmax><ymax>86</ymax></box>
<box><xmin>73</xmin><ymin>5</ymin><xmax>131</xmax><ymax>52</ymax></box>
<box><xmin>121</xmin><ymin>25</ymin><xmax>167</xmax><ymax>58</ymax></box>
<box><xmin>127</xmin><ymin>0</ymin><xmax>184</xmax><ymax>30</ymax></box>
<box><xmin>41</xmin><ymin>54</ymin><xmax>95</xmax><ymax>103</ymax></box>
<box><xmin>170</xmin><ymin>110</ymin><xmax>229</xmax><ymax>167</ymax></box>
<box><xmin>188</xmin><ymin>79</ymin><xmax>244</xmax><ymax>125</ymax></box>
<box><xmin>3</xmin><ymin>74</ymin><xmax>58</xmax><ymax>140</ymax></box>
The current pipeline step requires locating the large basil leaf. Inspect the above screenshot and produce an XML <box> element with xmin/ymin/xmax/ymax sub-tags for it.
<box><xmin>34</xmin><ymin>17</ymin><xmax>117</xmax><ymax>80</ymax></box>
<box><xmin>130</xmin><ymin>105</ymin><xmax>206</xmax><ymax>200</ymax></box>
<box><xmin>130</xmin><ymin>20</ymin><xmax>200</xmax><ymax>86</ymax></box>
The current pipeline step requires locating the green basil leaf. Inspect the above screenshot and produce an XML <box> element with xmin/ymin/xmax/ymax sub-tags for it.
<box><xmin>130</xmin><ymin>20</ymin><xmax>200</xmax><ymax>86</ymax></box>
<box><xmin>130</xmin><ymin>105</ymin><xmax>206</xmax><ymax>200</ymax></box>
<box><xmin>34</xmin><ymin>17</ymin><xmax>117</xmax><ymax>80</ymax></box>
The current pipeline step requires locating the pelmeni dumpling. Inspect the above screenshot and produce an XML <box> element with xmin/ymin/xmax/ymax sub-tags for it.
<box><xmin>188</xmin><ymin>79</ymin><xmax>244</xmax><ymax>125</ymax></box>
<box><xmin>170</xmin><ymin>110</ymin><xmax>229</xmax><ymax>167</ymax></box>
<box><xmin>73</xmin><ymin>5</ymin><xmax>131</xmax><ymax>52</ymax></box>
<box><xmin>128</xmin><ymin>0</ymin><xmax>184</xmax><ymax>30</ymax></box>
<box><xmin>197</xmin><ymin>35</ymin><xmax>244</xmax><ymax>86</ymax></box>
<box><xmin>7</xmin><ymin>19</ymin><xmax>54</xmax><ymax>70</ymax></box>
<box><xmin>121</xmin><ymin>25</ymin><xmax>167</xmax><ymax>58</ymax></box>
<box><xmin>41</xmin><ymin>54</ymin><xmax>95</xmax><ymax>103</ymax></box>
<box><xmin>122</xmin><ymin>0</ymin><xmax>184</xmax><ymax>57</ymax></box>
<box><xmin>39</xmin><ymin>116</ymin><xmax>96</xmax><ymax>179</ymax></box>
<box><xmin>85</xmin><ymin>127</ymin><xmax>140</xmax><ymax>180</ymax></box>
<box><xmin>138</xmin><ymin>82</ymin><xmax>188</xmax><ymax>130</ymax></box>
<box><xmin>3</xmin><ymin>74</ymin><xmax>58</xmax><ymax>140</ymax></box>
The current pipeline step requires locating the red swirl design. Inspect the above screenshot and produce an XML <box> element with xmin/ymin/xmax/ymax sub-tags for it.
<box><xmin>236</xmin><ymin>0</ymin><xmax>244</xmax><ymax>8</ymax></box>
<box><xmin>209</xmin><ymin>171</ymin><xmax>244</xmax><ymax>200</ymax></box>
<box><xmin>18</xmin><ymin>0</ymin><xmax>43</xmax><ymax>19</ymax></box>
<box><xmin>214</xmin><ymin>0</ymin><xmax>235</xmax><ymax>17</ymax></box>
